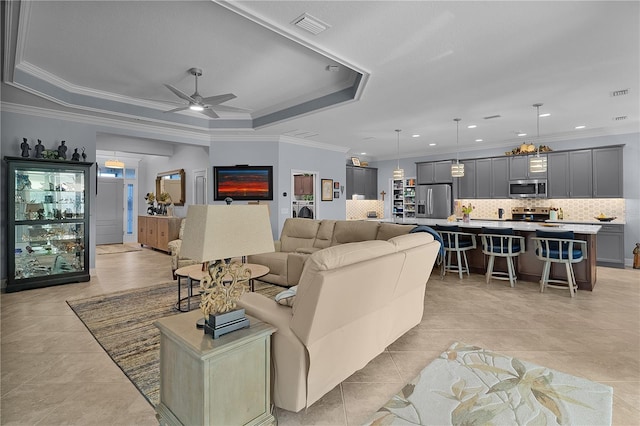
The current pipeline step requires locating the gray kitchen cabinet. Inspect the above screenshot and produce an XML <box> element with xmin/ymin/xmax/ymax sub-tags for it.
<box><xmin>346</xmin><ymin>166</ymin><xmax>377</xmax><ymax>199</ymax></box>
<box><xmin>417</xmin><ymin>160</ymin><xmax>453</xmax><ymax>184</ymax></box>
<box><xmin>475</xmin><ymin>157</ymin><xmax>508</xmax><ymax>198</ymax></box>
<box><xmin>457</xmin><ymin>160</ymin><xmax>476</xmax><ymax>198</ymax></box>
<box><xmin>547</xmin><ymin>150</ymin><xmax>592</xmax><ymax>198</ymax></box>
<box><xmin>596</xmin><ymin>223</ymin><xmax>625</xmax><ymax>268</ymax></box>
<box><xmin>593</xmin><ymin>146</ymin><xmax>623</xmax><ymax>198</ymax></box>
<box><xmin>508</xmin><ymin>154</ymin><xmax>548</xmax><ymax>180</ymax></box>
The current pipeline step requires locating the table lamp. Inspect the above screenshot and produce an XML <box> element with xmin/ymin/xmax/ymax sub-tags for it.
<box><xmin>180</xmin><ymin>204</ymin><xmax>274</xmax><ymax>338</ymax></box>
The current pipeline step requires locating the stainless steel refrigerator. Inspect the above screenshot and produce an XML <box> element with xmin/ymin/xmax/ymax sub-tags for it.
<box><xmin>416</xmin><ymin>184</ymin><xmax>452</xmax><ymax>218</ymax></box>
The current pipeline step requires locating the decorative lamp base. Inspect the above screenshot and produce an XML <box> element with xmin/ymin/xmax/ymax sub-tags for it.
<box><xmin>203</xmin><ymin>308</ymin><xmax>249</xmax><ymax>339</ymax></box>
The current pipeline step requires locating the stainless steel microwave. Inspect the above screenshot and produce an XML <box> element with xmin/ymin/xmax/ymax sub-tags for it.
<box><xmin>509</xmin><ymin>179</ymin><xmax>547</xmax><ymax>198</ymax></box>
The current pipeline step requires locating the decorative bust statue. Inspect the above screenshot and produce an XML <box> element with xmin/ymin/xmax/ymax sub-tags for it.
<box><xmin>57</xmin><ymin>140</ymin><xmax>68</xmax><ymax>159</ymax></box>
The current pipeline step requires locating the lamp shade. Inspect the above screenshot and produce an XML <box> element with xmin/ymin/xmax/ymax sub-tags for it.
<box><xmin>181</xmin><ymin>204</ymin><xmax>275</xmax><ymax>262</ymax></box>
<box><xmin>105</xmin><ymin>159</ymin><xmax>124</xmax><ymax>169</ymax></box>
<box><xmin>529</xmin><ymin>155</ymin><xmax>547</xmax><ymax>173</ymax></box>
<box><xmin>451</xmin><ymin>162</ymin><xmax>465</xmax><ymax>177</ymax></box>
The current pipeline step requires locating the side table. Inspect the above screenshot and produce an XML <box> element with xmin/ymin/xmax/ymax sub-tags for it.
<box><xmin>174</xmin><ymin>264</ymin><xmax>205</xmax><ymax>312</ymax></box>
<box><xmin>154</xmin><ymin>310</ymin><xmax>276</xmax><ymax>426</ymax></box>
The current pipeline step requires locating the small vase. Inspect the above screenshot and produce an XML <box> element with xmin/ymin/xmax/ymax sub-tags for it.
<box><xmin>463</xmin><ymin>213</ymin><xmax>470</xmax><ymax>223</ymax></box>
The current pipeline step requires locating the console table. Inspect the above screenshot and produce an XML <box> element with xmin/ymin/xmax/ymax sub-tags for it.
<box><xmin>154</xmin><ymin>310</ymin><xmax>276</xmax><ymax>426</ymax></box>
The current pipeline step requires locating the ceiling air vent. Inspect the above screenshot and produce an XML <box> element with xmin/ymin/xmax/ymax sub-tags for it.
<box><xmin>610</xmin><ymin>88</ymin><xmax>629</xmax><ymax>97</ymax></box>
<box><xmin>292</xmin><ymin>13</ymin><xmax>330</xmax><ymax>35</ymax></box>
<box><xmin>613</xmin><ymin>116</ymin><xmax>628</xmax><ymax>121</ymax></box>
<box><xmin>483</xmin><ymin>114</ymin><xmax>501</xmax><ymax>120</ymax></box>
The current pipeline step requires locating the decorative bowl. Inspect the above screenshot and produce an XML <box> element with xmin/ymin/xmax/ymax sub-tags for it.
<box><xmin>594</xmin><ymin>217</ymin><xmax>616</xmax><ymax>222</ymax></box>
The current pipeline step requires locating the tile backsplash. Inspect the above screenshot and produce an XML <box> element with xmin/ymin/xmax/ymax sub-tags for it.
<box><xmin>346</xmin><ymin>200</ymin><xmax>384</xmax><ymax>220</ymax></box>
<box><xmin>455</xmin><ymin>198</ymin><xmax>626</xmax><ymax>221</ymax></box>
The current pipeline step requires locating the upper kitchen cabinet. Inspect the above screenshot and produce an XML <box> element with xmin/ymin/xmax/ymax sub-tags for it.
<box><xmin>508</xmin><ymin>154</ymin><xmax>548</xmax><ymax>180</ymax></box>
<box><xmin>457</xmin><ymin>159</ymin><xmax>476</xmax><ymax>198</ymax></box>
<box><xmin>547</xmin><ymin>150</ymin><xmax>592</xmax><ymax>198</ymax></box>
<box><xmin>417</xmin><ymin>160</ymin><xmax>453</xmax><ymax>184</ymax></box>
<box><xmin>592</xmin><ymin>146</ymin><xmax>623</xmax><ymax>198</ymax></box>
<box><xmin>475</xmin><ymin>157</ymin><xmax>509</xmax><ymax>198</ymax></box>
<box><xmin>346</xmin><ymin>166</ymin><xmax>378</xmax><ymax>200</ymax></box>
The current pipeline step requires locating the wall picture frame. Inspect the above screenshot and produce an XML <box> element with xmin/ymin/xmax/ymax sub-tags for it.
<box><xmin>334</xmin><ymin>191</ymin><xmax>339</xmax><ymax>199</ymax></box>
<box><xmin>333</xmin><ymin>181</ymin><xmax>340</xmax><ymax>189</ymax></box>
<box><xmin>321</xmin><ymin>179</ymin><xmax>333</xmax><ymax>201</ymax></box>
<box><xmin>351</xmin><ymin>157</ymin><xmax>361</xmax><ymax>167</ymax></box>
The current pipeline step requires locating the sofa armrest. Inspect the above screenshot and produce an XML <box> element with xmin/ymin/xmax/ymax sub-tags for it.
<box><xmin>295</xmin><ymin>247</ymin><xmax>321</xmax><ymax>255</ymax></box>
<box><xmin>287</xmin><ymin>252</ymin><xmax>310</xmax><ymax>286</ymax></box>
<box><xmin>238</xmin><ymin>292</ymin><xmax>308</xmax><ymax>412</ymax></box>
<box><xmin>274</xmin><ymin>240</ymin><xmax>282</xmax><ymax>252</ymax></box>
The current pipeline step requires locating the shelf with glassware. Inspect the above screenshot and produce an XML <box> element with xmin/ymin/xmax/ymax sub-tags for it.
<box><xmin>392</xmin><ymin>178</ymin><xmax>404</xmax><ymax>218</ymax></box>
<box><xmin>5</xmin><ymin>156</ymin><xmax>92</xmax><ymax>292</ymax></box>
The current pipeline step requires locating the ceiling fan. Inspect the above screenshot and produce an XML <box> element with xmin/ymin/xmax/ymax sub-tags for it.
<box><xmin>163</xmin><ymin>68</ymin><xmax>248</xmax><ymax>118</ymax></box>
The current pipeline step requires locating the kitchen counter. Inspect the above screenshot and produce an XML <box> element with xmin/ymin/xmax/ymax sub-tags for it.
<box><xmin>546</xmin><ymin>219</ymin><xmax>626</xmax><ymax>225</ymax></box>
<box><xmin>392</xmin><ymin>218</ymin><xmax>602</xmax><ymax>234</ymax></box>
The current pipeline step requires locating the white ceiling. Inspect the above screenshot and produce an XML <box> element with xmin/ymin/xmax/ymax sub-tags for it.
<box><xmin>3</xmin><ymin>0</ymin><xmax>638</xmax><ymax>161</ymax></box>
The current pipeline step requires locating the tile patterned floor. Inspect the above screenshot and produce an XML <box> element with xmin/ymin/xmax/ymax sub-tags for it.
<box><xmin>1</xmin><ymin>248</ymin><xmax>639</xmax><ymax>425</ymax></box>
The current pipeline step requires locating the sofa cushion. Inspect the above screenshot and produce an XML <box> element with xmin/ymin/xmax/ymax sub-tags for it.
<box><xmin>293</xmin><ymin>240</ymin><xmax>396</xmax><ymax>316</ymax></box>
<box><xmin>313</xmin><ymin>220</ymin><xmax>336</xmax><ymax>249</ymax></box>
<box><xmin>330</xmin><ymin>221</ymin><xmax>380</xmax><ymax>245</ymax></box>
<box><xmin>280</xmin><ymin>218</ymin><xmax>321</xmax><ymax>252</ymax></box>
<box><xmin>275</xmin><ymin>286</ymin><xmax>298</xmax><ymax>307</ymax></box>
<box><xmin>388</xmin><ymin>232</ymin><xmax>434</xmax><ymax>251</ymax></box>
<box><xmin>376</xmin><ymin>223</ymin><xmax>413</xmax><ymax>240</ymax></box>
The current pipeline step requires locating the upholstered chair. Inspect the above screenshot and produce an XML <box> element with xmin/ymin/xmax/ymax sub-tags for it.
<box><xmin>168</xmin><ymin>218</ymin><xmax>199</xmax><ymax>279</ymax></box>
<box><xmin>532</xmin><ymin>230</ymin><xmax>587</xmax><ymax>297</ymax></box>
<box><xmin>479</xmin><ymin>227</ymin><xmax>525</xmax><ymax>287</ymax></box>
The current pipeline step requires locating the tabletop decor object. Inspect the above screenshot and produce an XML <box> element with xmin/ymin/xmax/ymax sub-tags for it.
<box><xmin>180</xmin><ymin>204</ymin><xmax>274</xmax><ymax>338</ymax></box>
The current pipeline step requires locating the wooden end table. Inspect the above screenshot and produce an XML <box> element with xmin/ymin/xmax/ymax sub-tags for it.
<box><xmin>154</xmin><ymin>311</ymin><xmax>276</xmax><ymax>426</ymax></box>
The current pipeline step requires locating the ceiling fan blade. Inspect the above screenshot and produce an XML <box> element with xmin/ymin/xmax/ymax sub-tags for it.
<box><xmin>201</xmin><ymin>108</ymin><xmax>219</xmax><ymax>119</ymax></box>
<box><xmin>164</xmin><ymin>84</ymin><xmax>196</xmax><ymax>103</ymax></box>
<box><xmin>164</xmin><ymin>106</ymin><xmax>190</xmax><ymax>113</ymax></box>
<box><xmin>209</xmin><ymin>105</ymin><xmax>251</xmax><ymax>113</ymax></box>
<box><xmin>201</xmin><ymin>93</ymin><xmax>236</xmax><ymax>105</ymax></box>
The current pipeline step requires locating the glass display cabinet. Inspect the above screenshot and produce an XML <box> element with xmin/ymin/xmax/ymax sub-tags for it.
<box><xmin>5</xmin><ymin>156</ymin><xmax>92</xmax><ymax>292</ymax></box>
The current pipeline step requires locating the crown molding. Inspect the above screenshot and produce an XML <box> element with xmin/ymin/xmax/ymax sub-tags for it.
<box><xmin>1</xmin><ymin>101</ymin><xmax>211</xmax><ymax>143</ymax></box>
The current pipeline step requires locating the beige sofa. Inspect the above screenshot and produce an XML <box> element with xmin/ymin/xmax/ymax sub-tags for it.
<box><xmin>239</xmin><ymin>232</ymin><xmax>440</xmax><ymax>412</ymax></box>
<box><xmin>247</xmin><ymin>218</ymin><xmax>416</xmax><ymax>287</ymax></box>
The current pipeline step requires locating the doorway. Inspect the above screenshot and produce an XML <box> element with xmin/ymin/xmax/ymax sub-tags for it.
<box><xmin>96</xmin><ymin>177</ymin><xmax>124</xmax><ymax>244</ymax></box>
<box><xmin>291</xmin><ymin>170</ymin><xmax>318</xmax><ymax>219</ymax></box>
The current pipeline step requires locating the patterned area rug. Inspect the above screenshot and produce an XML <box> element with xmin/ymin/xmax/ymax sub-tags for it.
<box><xmin>365</xmin><ymin>342</ymin><xmax>613</xmax><ymax>425</ymax></box>
<box><xmin>95</xmin><ymin>243</ymin><xmax>142</xmax><ymax>255</ymax></box>
<box><xmin>66</xmin><ymin>280</ymin><xmax>283</xmax><ymax>407</ymax></box>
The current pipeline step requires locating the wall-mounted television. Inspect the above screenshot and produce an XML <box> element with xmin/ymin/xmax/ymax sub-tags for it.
<box><xmin>214</xmin><ymin>165</ymin><xmax>274</xmax><ymax>201</ymax></box>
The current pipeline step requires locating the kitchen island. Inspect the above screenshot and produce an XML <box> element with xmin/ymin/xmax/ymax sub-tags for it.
<box><xmin>391</xmin><ymin>218</ymin><xmax>602</xmax><ymax>290</ymax></box>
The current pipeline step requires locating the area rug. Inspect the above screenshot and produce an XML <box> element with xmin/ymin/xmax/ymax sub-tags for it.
<box><xmin>95</xmin><ymin>243</ymin><xmax>142</xmax><ymax>255</ymax></box>
<box><xmin>66</xmin><ymin>280</ymin><xmax>284</xmax><ymax>407</ymax></box>
<box><xmin>365</xmin><ymin>342</ymin><xmax>613</xmax><ymax>426</ymax></box>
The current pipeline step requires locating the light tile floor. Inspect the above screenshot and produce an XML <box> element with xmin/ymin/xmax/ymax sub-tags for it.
<box><xmin>1</xmin><ymin>248</ymin><xmax>639</xmax><ymax>425</ymax></box>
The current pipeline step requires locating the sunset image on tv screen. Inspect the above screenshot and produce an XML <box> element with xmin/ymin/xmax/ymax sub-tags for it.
<box><xmin>217</xmin><ymin>169</ymin><xmax>270</xmax><ymax>197</ymax></box>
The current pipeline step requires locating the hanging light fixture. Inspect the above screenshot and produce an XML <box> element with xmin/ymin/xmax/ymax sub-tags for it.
<box><xmin>451</xmin><ymin>118</ymin><xmax>464</xmax><ymax>177</ymax></box>
<box><xmin>393</xmin><ymin>129</ymin><xmax>404</xmax><ymax>180</ymax></box>
<box><xmin>529</xmin><ymin>103</ymin><xmax>547</xmax><ymax>173</ymax></box>
<box><xmin>105</xmin><ymin>152</ymin><xmax>124</xmax><ymax>169</ymax></box>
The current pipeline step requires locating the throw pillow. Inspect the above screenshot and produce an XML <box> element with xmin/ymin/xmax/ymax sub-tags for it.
<box><xmin>275</xmin><ymin>286</ymin><xmax>298</xmax><ymax>307</ymax></box>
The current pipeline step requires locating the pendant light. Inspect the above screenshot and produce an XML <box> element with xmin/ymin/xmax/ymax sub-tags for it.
<box><xmin>393</xmin><ymin>129</ymin><xmax>404</xmax><ymax>180</ymax></box>
<box><xmin>451</xmin><ymin>118</ymin><xmax>464</xmax><ymax>177</ymax></box>
<box><xmin>105</xmin><ymin>152</ymin><xmax>124</xmax><ymax>169</ymax></box>
<box><xmin>529</xmin><ymin>103</ymin><xmax>547</xmax><ymax>173</ymax></box>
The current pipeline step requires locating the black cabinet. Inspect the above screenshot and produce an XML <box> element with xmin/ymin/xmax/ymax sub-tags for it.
<box><xmin>593</xmin><ymin>146</ymin><xmax>623</xmax><ymax>198</ymax></box>
<box><xmin>417</xmin><ymin>160</ymin><xmax>453</xmax><ymax>184</ymax></box>
<box><xmin>5</xmin><ymin>157</ymin><xmax>92</xmax><ymax>292</ymax></box>
<box><xmin>596</xmin><ymin>223</ymin><xmax>625</xmax><ymax>268</ymax></box>
<box><xmin>508</xmin><ymin>154</ymin><xmax>548</xmax><ymax>180</ymax></box>
<box><xmin>346</xmin><ymin>166</ymin><xmax>377</xmax><ymax>200</ymax></box>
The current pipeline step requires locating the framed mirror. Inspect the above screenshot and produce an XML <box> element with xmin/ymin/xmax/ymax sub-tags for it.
<box><xmin>156</xmin><ymin>169</ymin><xmax>185</xmax><ymax>206</ymax></box>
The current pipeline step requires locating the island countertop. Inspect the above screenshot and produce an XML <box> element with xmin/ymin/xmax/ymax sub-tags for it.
<box><xmin>389</xmin><ymin>218</ymin><xmax>602</xmax><ymax>234</ymax></box>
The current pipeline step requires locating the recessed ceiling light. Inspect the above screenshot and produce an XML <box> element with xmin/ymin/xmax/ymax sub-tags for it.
<box><xmin>575</xmin><ymin>125</ymin><xmax>586</xmax><ymax>129</ymax></box>
<box><xmin>518</xmin><ymin>132</ymin><xmax>527</xmax><ymax>137</ymax></box>
<box><xmin>539</xmin><ymin>113</ymin><xmax>551</xmax><ymax>117</ymax></box>
<box><xmin>475</xmin><ymin>139</ymin><xmax>483</xmax><ymax>142</ymax></box>
<box><xmin>429</xmin><ymin>143</ymin><xmax>437</xmax><ymax>146</ymax></box>
<box><xmin>467</xmin><ymin>124</ymin><xmax>477</xmax><ymax>129</ymax></box>
<box><xmin>360</xmin><ymin>152</ymin><xmax>367</xmax><ymax>155</ymax></box>
<box><xmin>412</xmin><ymin>134</ymin><xmax>420</xmax><ymax>138</ymax></box>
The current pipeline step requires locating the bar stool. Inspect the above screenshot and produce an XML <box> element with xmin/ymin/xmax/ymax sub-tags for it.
<box><xmin>435</xmin><ymin>225</ymin><xmax>477</xmax><ymax>279</ymax></box>
<box><xmin>479</xmin><ymin>227</ymin><xmax>525</xmax><ymax>287</ymax></box>
<box><xmin>532</xmin><ymin>230</ymin><xmax>587</xmax><ymax>297</ymax></box>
